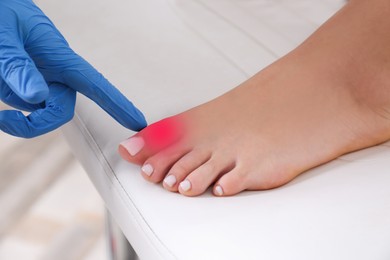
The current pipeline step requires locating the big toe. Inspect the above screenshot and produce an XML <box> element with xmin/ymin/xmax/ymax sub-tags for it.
<box><xmin>119</xmin><ymin>116</ymin><xmax>186</xmax><ymax>165</ymax></box>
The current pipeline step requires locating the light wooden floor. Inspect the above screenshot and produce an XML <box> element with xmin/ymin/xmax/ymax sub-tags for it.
<box><xmin>0</xmin><ymin>104</ymin><xmax>107</xmax><ymax>260</ymax></box>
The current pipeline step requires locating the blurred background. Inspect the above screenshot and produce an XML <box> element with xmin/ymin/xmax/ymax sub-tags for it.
<box><xmin>0</xmin><ymin>102</ymin><xmax>107</xmax><ymax>260</ymax></box>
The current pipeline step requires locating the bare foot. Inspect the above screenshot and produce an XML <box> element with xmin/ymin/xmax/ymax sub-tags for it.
<box><xmin>119</xmin><ymin>0</ymin><xmax>390</xmax><ymax>196</ymax></box>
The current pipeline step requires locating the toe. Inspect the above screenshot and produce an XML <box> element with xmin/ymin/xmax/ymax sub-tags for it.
<box><xmin>213</xmin><ymin>167</ymin><xmax>248</xmax><ymax>197</ymax></box>
<box><xmin>141</xmin><ymin>144</ymin><xmax>190</xmax><ymax>183</ymax></box>
<box><xmin>214</xmin><ymin>166</ymin><xmax>293</xmax><ymax>196</ymax></box>
<box><xmin>162</xmin><ymin>148</ymin><xmax>211</xmax><ymax>192</ymax></box>
<box><xmin>119</xmin><ymin>116</ymin><xmax>186</xmax><ymax>165</ymax></box>
<box><xmin>119</xmin><ymin>135</ymin><xmax>150</xmax><ymax>165</ymax></box>
<box><xmin>178</xmin><ymin>156</ymin><xmax>235</xmax><ymax>197</ymax></box>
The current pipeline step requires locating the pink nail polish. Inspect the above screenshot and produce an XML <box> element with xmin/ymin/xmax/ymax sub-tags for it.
<box><xmin>120</xmin><ymin>137</ymin><xmax>144</xmax><ymax>156</ymax></box>
<box><xmin>214</xmin><ymin>185</ymin><xmax>224</xmax><ymax>196</ymax></box>
<box><xmin>179</xmin><ymin>179</ymin><xmax>191</xmax><ymax>192</ymax></box>
<box><xmin>142</xmin><ymin>164</ymin><xmax>154</xmax><ymax>176</ymax></box>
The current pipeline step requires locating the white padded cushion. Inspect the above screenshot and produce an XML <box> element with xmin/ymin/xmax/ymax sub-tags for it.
<box><xmin>36</xmin><ymin>0</ymin><xmax>390</xmax><ymax>259</ymax></box>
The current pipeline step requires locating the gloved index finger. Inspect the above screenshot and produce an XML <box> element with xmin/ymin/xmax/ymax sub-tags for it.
<box><xmin>63</xmin><ymin>55</ymin><xmax>147</xmax><ymax>131</ymax></box>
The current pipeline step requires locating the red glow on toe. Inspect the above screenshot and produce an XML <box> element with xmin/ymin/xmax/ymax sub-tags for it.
<box><xmin>143</xmin><ymin>117</ymin><xmax>184</xmax><ymax>151</ymax></box>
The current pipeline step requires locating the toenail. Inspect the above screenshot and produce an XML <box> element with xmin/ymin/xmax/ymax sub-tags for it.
<box><xmin>120</xmin><ymin>137</ymin><xmax>144</xmax><ymax>156</ymax></box>
<box><xmin>141</xmin><ymin>164</ymin><xmax>154</xmax><ymax>176</ymax></box>
<box><xmin>179</xmin><ymin>179</ymin><xmax>191</xmax><ymax>192</ymax></box>
<box><xmin>214</xmin><ymin>185</ymin><xmax>224</xmax><ymax>196</ymax></box>
<box><xmin>164</xmin><ymin>175</ymin><xmax>177</xmax><ymax>187</ymax></box>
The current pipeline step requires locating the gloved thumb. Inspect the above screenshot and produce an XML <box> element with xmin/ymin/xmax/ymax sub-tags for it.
<box><xmin>0</xmin><ymin>36</ymin><xmax>49</xmax><ymax>104</ymax></box>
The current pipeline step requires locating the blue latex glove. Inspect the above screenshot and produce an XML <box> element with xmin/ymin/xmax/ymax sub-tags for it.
<box><xmin>0</xmin><ymin>0</ymin><xmax>147</xmax><ymax>138</ymax></box>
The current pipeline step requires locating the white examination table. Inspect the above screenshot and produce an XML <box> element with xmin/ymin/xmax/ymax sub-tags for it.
<box><xmin>37</xmin><ymin>0</ymin><xmax>390</xmax><ymax>259</ymax></box>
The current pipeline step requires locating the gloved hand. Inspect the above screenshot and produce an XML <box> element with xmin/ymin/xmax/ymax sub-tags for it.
<box><xmin>0</xmin><ymin>0</ymin><xmax>147</xmax><ymax>138</ymax></box>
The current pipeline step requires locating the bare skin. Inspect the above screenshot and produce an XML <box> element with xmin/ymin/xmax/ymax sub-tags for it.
<box><xmin>119</xmin><ymin>0</ymin><xmax>390</xmax><ymax>196</ymax></box>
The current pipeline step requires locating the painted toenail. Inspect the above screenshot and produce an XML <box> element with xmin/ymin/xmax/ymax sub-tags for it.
<box><xmin>120</xmin><ymin>137</ymin><xmax>144</xmax><ymax>156</ymax></box>
<box><xmin>141</xmin><ymin>164</ymin><xmax>154</xmax><ymax>176</ymax></box>
<box><xmin>164</xmin><ymin>175</ymin><xmax>177</xmax><ymax>187</ymax></box>
<box><xmin>214</xmin><ymin>185</ymin><xmax>224</xmax><ymax>196</ymax></box>
<box><xmin>179</xmin><ymin>179</ymin><xmax>191</xmax><ymax>192</ymax></box>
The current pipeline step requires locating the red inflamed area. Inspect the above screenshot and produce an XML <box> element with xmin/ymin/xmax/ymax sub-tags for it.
<box><xmin>143</xmin><ymin>117</ymin><xmax>184</xmax><ymax>151</ymax></box>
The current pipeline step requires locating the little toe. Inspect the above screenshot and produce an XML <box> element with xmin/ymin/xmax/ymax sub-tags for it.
<box><xmin>213</xmin><ymin>167</ymin><xmax>249</xmax><ymax>197</ymax></box>
<box><xmin>141</xmin><ymin>144</ymin><xmax>190</xmax><ymax>183</ymax></box>
<box><xmin>163</xmin><ymin>148</ymin><xmax>211</xmax><ymax>192</ymax></box>
<box><xmin>119</xmin><ymin>116</ymin><xmax>186</xmax><ymax>165</ymax></box>
<box><xmin>178</xmin><ymin>157</ymin><xmax>235</xmax><ymax>197</ymax></box>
